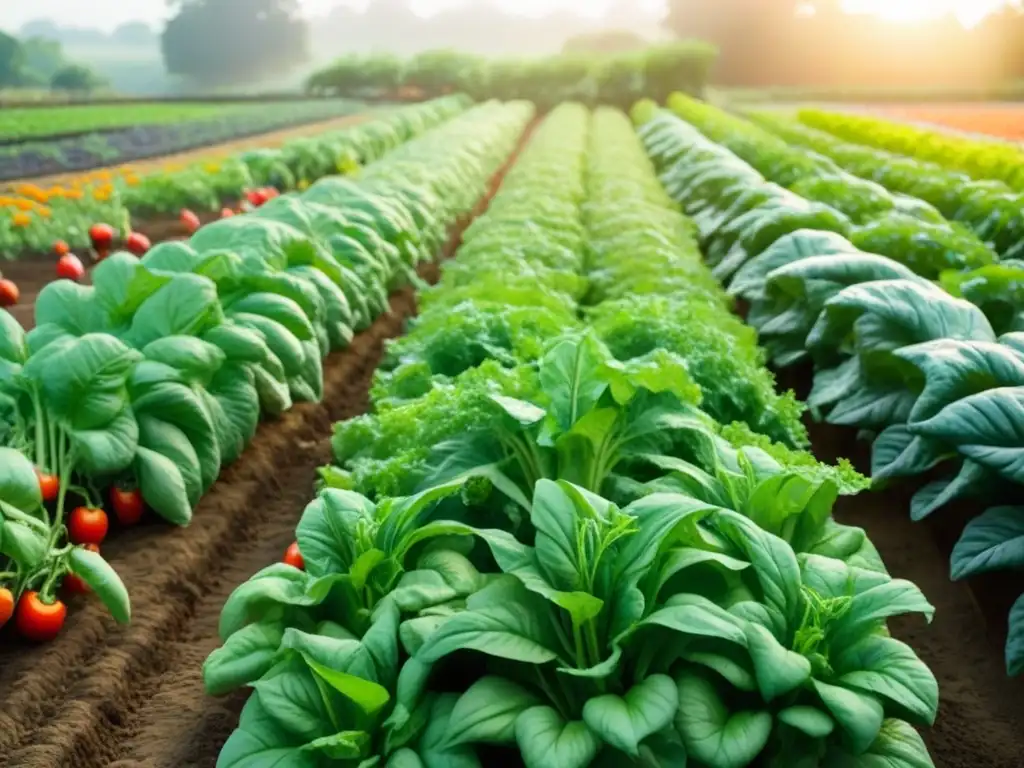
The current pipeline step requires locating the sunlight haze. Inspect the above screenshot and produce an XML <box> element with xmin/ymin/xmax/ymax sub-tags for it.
<box><xmin>1</xmin><ymin>0</ymin><xmax>1012</xmax><ymax>32</ymax></box>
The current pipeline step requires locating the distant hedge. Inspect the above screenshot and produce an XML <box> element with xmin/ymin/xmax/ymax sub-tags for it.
<box><xmin>306</xmin><ymin>42</ymin><xmax>717</xmax><ymax>110</ymax></box>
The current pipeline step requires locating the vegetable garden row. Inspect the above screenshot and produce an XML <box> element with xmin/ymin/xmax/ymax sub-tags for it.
<box><xmin>0</xmin><ymin>99</ymin><xmax>370</xmax><ymax>183</ymax></box>
<box><xmin>1</xmin><ymin>92</ymin><xmax>1023</xmax><ymax>767</ymax></box>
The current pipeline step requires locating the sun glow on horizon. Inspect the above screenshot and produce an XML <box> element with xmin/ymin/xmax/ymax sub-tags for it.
<box><xmin>840</xmin><ymin>0</ymin><xmax>1009</xmax><ymax>27</ymax></box>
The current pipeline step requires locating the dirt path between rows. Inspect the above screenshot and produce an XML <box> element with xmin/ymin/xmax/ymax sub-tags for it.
<box><xmin>1</xmin><ymin>111</ymin><xmax>376</xmax><ymax>190</ymax></box>
<box><xmin>0</xmin><ymin>117</ymin><xmax>534</xmax><ymax>768</ymax></box>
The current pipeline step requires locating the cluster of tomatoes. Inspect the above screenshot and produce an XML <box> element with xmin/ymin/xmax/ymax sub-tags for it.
<box><xmin>0</xmin><ymin>471</ymin><xmax>145</xmax><ymax>643</ymax></box>
<box><xmin>1</xmin><ymin>188</ymin><xmax>283</xmax><ymax>311</ymax></box>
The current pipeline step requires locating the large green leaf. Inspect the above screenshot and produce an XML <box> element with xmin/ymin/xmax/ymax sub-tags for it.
<box><xmin>443</xmin><ymin>677</ymin><xmax>541</xmax><ymax>748</ymax></box>
<box><xmin>125</xmin><ymin>274</ymin><xmax>224</xmax><ymax>348</ymax></box>
<box><xmin>949</xmin><ymin>506</ymin><xmax>1024</xmax><ymax>580</ymax></box>
<box><xmin>674</xmin><ymin>671</ymin><xmax>771</xmax><ymax>768</ymax></box>
<box><xmin>581</xmin><ymin>675</ymin><xmax>678</xmax><ymax>757</ymax></box>
<box><xmin>911</xmin><ymin>388</ymin><xmax>1024</xmax><ymax>483</ymax></box>
<box><xmin>514</xmin><ymin>706</ymin><xmax>600</xmax><ymax>768</ymax></box>
<box><xmin>68</xmin><ymin>545</ymin><xmax>131</xmax><ymax>624</ymax></box>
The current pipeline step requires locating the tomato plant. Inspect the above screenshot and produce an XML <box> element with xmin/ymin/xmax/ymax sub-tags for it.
<box><xmin>89</xmin><ymin>222</ymin><xmax>115</xmax><ymax>250</ymax></box>
<box><xmin>0</xmin><ymin>587</ymin><xmax>14</xmax><ymax>628</ymax></box>
<box><xmin>180</xmin><ymin>209</ymin><xmax>201</xmax><ymax>233</ymax></box>
<box><xmin>68</xmin><ymin>507</ymin><xmax>109</xmax><ymax>545</ymax></box>
<box><xmin>56</xmin><ymin>254</ymin><xmax>85</xmax><ymax>281</ymax></box>
<box><xmin>125</xmin><ymin>232</ymin><xmax>151</xmax><ymax>256</ymax></box>
<box><xmin>15</xmin><ymin>592</ymin><xmax>66</xmax><ymax>642</ymax></box>
<box><xmin>110</xmin><ymin>487</ymin><xmax>144</xmax><ymax>526</ymax></box>
<box><xmin>282</xmin><ymin>541</ymin><xmax>304</xmax><ymax>570</ymax></box>
<box><xmin>36</xmin><ymin>468</ymin><xmax>59</xmax><ymax>502</ymax></box>
<box><xmin>0</xmin><ymin>278</ymin><xmax>18</xmax><ymax>308</ymax></box>
<box><xmin>62</xmin><ymin>573</ymin><xmax>90</xmax><ymax>595</ymax></box>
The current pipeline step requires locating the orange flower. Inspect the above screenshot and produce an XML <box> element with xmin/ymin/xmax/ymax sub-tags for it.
<box><xmin>12</xmin><ymin>212</ymin><xmax>31</xmax><ymax>227</ymax></box>
<box><xmin>15</xmin><ymin>199</ymin><xmax>34</xmax><ymax>211</ymax></box>
<box><xmin>36</xmin><ymin>207</ymin><xmax>51</xmax><ymax>218</ymax></box>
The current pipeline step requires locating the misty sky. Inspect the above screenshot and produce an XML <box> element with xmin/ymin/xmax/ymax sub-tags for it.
<box><xmin>0</xmin><ymin>0</ymin><xmax>658</xmax><ymax>32</ymax></box>
<box><xmin>0</xmin><ymin>0</ymin><xmax>1009</xmax><ymax>33</ymax></box>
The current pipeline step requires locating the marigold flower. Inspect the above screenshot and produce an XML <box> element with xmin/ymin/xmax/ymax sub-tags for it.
<box><xmin>12</xmin><ymin>212</ymin><xmax>31</xmax><ymax>227</ymax></box>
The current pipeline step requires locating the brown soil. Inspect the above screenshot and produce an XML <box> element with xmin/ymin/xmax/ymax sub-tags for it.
<box><xmin>0</xmin><ymin>117</ymin><xmax>535</xmax><ymax>768</ymax></box>
<box><xmin>0</xmin><ymin>113</ymin><xmax>373</xmax><ymax>191</ymax></box>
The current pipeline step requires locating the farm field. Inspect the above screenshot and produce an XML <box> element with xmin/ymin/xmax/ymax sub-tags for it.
<box><xmin>0</xmin><ymin>99</ymin><xmax>369</xmax><ymax>182</ymax></box>
<box><xmin>870</xmin><ymin>103</ymin><xmax>1024</xmax><ymax>141</ymax></box>
<box><xmin>0</xmin><ymin>103</ymin><xmax>253</xmax><ymax>142</ymax></box>
<box><xmin>1</xmin><ymin>88</ymin><xmax>1024</xmax><ymax>768</ymax></box>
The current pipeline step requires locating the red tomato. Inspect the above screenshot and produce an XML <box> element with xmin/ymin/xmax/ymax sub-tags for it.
<box><xmin>125</xmin><ymin>232</ymin><xmax>151</xmax><ymax>256</ymax></box>
<box><xmin>110</xmin><ymin>486</ymin><xmax>144</xmax><ymax>526</ymax></box>
<box><xmin>180</xmin><ymin>209</ymin><xmax>201</xmax><ymax>234</ymax></box>
<box><xmin>16</xmin><ymin>592</ymin><xmax>66</xmax><ymax>642</ymax></box>
<box><xmin>0</xmin><ymin>278</ymin><xmax>18</xmax><ymax>308</ymax></box>
<box><xmin>36</xmin><ymin>468</ymin><xmax>59</xmax><ymax>502</ymax></box>
<box><xmin>283</xmin><ymin>541</ymin><xmax>304</xmax><ymax>570</ymax></box>
<box><xmin>0</xmin><ymin>587</ymin><xmax>14</xmax><ymax>628</ymax></box>
<box><xmin>261</xmin><ymin>186</ymin><xmax>280</xmax><ymax>200</ymax></box>
<box><xmin>56</xmin><ymin>254</ymin><xmax>85</xmax><ymax>281</ymax></box>
<box><xmin>219</xmin><ymin>207</ymin><xmax>235</xmax><ymax>219</ymax></box>
<box><xmin>246</xmin><ymin>189</ymin><xmax>268</xmax><ymax>207</ymax></box>
<box><xmin>63</xmin><ymin>573</ymin><xmax>90</xmax><ymax>595</ymax></box>
<box><xmin>68</xmin><ymin>506</ymin><xmax>108</xmax><ymax>545</ymax></box>
<box><xmin>89</xmin><ymin>223</ymin><xmax>115</xmax><ymax>249</ymax></box>
<box><xmin>53</xmin><ymin>240</ymin><xmax>70</xmax><ymax>256</ymax></box>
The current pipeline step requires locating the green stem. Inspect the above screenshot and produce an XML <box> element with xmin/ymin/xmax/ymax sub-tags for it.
<box><xmin>572</xmin><ymin>622</ymin><xmax>586</xmax><ymax>670</ymax></box>
<box><xmin>0</xmin><ymin>571</ymin><xmax>17</xmax><ymax>581</ymax></box>
<box><xmin>48</xmin><ymin>435</ymin><xmax>73</xmax><ymax>551</ymax></box>
<box><xmin>31</xmin><ymin>390</ymin><xmax>45</xmax><ymax>469</ymax></box>
<box><xmin>1</xmin><ymin>506</ymin><xmax>50</xmax><ymax>534</ymax></box>
<box><xmin>533</xmin><ymin>666</ymin><xmax>570</xmax><ymax>722</ymax></box>
<box><xmin>47</xmin><ymin>415</ymin><xmax>58</xmax><ymax>481</ymax></box>
<box><xmin>584</xmin><ymin>621</ymin><xmax>602</xmax><ymax>671</ymax></box>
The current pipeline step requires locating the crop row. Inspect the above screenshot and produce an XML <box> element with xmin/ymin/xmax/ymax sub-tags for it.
<box><xmin>658</xmin><ymin>95</ymin><xmax>1001</xmax><ymax>279</ymax></box>
<box><xmin>0</xmin><ymin>96</ymin><xmax>470</xmax><ymax>257</ymax></box>
<box><xmin>636</xmin><ymin>101</ymin><xmax>1024</xmax><ymax>678</ymax></box>
<box><xmin>0</xmin><ymin>99</ymin><xmax>531</xmax><ymax>642</ymax></box>
<box><xmin>0</xmin><ymin>99</ymin><xmax>368</xmax><ymax>182</ymax></box>
<box><xmin>201</xmin><ymin>104</ymin><xmax>938</xmax><ymax>767</ymax></box>
<box><xmin>796</xmin><ymin>108</ymin><xmax>1024</xmax><ymax>191</ymax></box>
<box><xmin>1</xmin><ymin>102</ymin><xmax>250</xmax><ymax>143</ymax></box>
<box><xmin>746</xmin><ymin>110</ymin><xmax>1024</xmax><ymax>259</ymax></box>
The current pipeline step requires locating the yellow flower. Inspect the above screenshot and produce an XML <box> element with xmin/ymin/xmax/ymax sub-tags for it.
<box><xmin>12</xmin><ymin>212</ymin><xmax>31</xmax><ymax>227</ymax></box>
<box><xmin>297</xmin><ymin>179</ymin><xmax>310</xmax><ymax>191</ymax></box>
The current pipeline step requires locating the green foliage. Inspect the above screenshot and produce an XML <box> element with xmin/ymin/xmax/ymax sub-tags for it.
<box><xmin>49</xmin><ymin>63</ymin><xmax>104</xmax><ymax>92</ymax></box>
<box><xmin>306</xmin><ymin>42</ymin><xmax>718</xmax><ymax>109</ymax></box>
<box><xmin>162</xmin><ymin>0</ymin><xmax>309</xmax><ymax>84</ymax></box>
<box><xmin>635</xmin><ymin>100</ymin><xmax>1024</xmax><ymax>678</ymax></box>
<box><xmin>0</xmin><ymin>97</ymin><xmax>532</xmax><ymax>628</ymax></box>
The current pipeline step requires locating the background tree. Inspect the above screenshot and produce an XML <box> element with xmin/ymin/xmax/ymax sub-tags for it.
<box><xmin>50</xmin><ymin>63</ymin><xmax>104</xmax><ymax>93</ymax></box>
<box><xmin>161</xmin><ymin>0</ymin><xmax>309</xmax><ymax>85</ymax></box>
<box><xmin>0</xmin><ymin>31</ymin><xmax>26</xmax><ymax>88</ymax></box>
